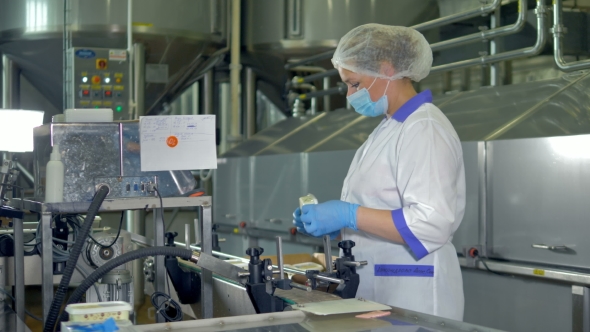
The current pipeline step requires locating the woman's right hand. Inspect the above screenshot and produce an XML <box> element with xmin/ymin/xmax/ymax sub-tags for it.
<box><xmin>293</xmin><ymin>207</ymin><xmax>340</xmax><ymax>240</ymax></box>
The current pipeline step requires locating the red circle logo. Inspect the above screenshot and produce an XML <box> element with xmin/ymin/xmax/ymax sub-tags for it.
<box><xmin>166</xmin><ymin>136</ymin><xmax>178</xmax><ymax>148</ymax></box>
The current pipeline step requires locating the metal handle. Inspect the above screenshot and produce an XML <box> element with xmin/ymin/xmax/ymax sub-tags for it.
<box><xmin>286</xmin><ymin>0</ymin><xmax>302</xmax><ymax>38</ymax></box>
<box><xmin>532</xmin><ymin>244</ymin><xmax>570</xmax><ymax>251</ymax></box>
<box><xmin>265</xmin><ymin>218</ymin><xmax>282</xmax><ymax>224</ymax></box>
<box><xmin>343</xmin><ymin>261</ymin><xmax>368</xmax><ymax>267</ymax></box>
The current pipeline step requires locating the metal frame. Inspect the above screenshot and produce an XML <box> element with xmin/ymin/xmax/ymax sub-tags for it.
<box><xmin>8</xmin><ymin>196</ymin><xmax>213</xmax><ymax>324</ymax></box>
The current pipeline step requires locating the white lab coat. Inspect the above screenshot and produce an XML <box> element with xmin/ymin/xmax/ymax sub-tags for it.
<box><xmin>340</xmin><ymin>90</ymin><xmax>465</xmax><ymax>321</ymax></box>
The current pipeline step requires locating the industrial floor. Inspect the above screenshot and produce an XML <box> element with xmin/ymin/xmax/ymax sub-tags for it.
<box><xmin>22</xmin><ymin>286</ymin><xmax>156</xmax><ymax>332</ymax></box>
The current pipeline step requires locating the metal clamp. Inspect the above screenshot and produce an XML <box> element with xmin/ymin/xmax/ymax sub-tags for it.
<box><xmin>532</xmin><ymin>243</ymin><xmax>570</xmax><ymax>251</ymax></box>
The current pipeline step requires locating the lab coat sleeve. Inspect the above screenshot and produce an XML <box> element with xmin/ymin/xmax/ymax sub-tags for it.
<box><xmin>391</xmin><ymin>118</ymin><xmax>462</xmax><ymax>260</ymax></box>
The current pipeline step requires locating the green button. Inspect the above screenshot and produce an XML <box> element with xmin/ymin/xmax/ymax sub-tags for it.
<box><xmin>116</xmin><ymin>106</ymin><xmax>123</xmax><ymax>112</ymax></box>
<box><xmin>94</xmin><ymin>105</ymin><xmax>100</xmax><ymax>109</ymax></box>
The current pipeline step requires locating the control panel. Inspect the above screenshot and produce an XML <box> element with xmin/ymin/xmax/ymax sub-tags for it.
<box><xmin>93</xmin><ymin>176</ymin><xmax>158</xmax><ymax>198</ymax></box>
<box><xmin>67</xmin><ymin>47</ymin><xmax>130</xmax><ymax>120</ymax></box>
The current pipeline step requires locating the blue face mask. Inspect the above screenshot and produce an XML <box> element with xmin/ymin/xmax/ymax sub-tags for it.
<box><xmin>347</xmin><ymin>78</ymin><xmax>390</xmax><ymax>117</ymax></box>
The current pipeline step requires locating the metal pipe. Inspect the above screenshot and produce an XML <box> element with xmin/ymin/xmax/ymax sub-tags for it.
<box><xmin>429</xmin><ymin>0</ymin><xmax>525</xmax><ymax>53</ymax></box>
<box><xmin>411</xmin><ymin>0</ymin><xmax>502</xmax><ymax>32</ymax></box>
<box><xmin>323</xmin><ymin>77</ymin><xmax>331</xmax><ymax>111</ymax></box>
<box><xmin>126</xmin><ymin>210</ymin><xmax>146</xmax><ymax>309</ymax></box>
<box><xmin>313</xmin><ymin>274</ymin><xmax>344</xmax><ymax>285</ymax></box>
<box><xmin>133</xmin><ymin>43</ymin><xmax>145</xmax><ymax>119</ymax></box>
<box><xmin>552</xmin><ymin>0</ymin><xmax>590</xmax><ymax>71</ymax></box>
<box><xmin>298</xmin><ymin>85</ymin><xmax>345</xmax><ymax>101</ymax></box>
<box><xmin>293</xmin><ymin>69</ymin><xmax>339</xmax><ymax>85</ymax></box>
<box><xmin>490</xmin><ymin>5</ymin><xmax>502</xmax><ymax>87</ymax></box>
<box><xmin>15</xmin><ymin>162</ymin><xmax>33</xmax><ymax>186</ymax></box>
<box><xmin>229</xmin><ymin>0</ymin><xmax>242</xmax><ymax>148</ymax></box>
<box><xmin>245</xmin><ymin>67</ymin><xmax>256</xmax><ymax>138</ymax></box>
<box><xmin>127</xmin><ymin>0</ymin><xmax>135</xmax><ymax>119</ymax></box>
<box><xmin>430</xmin><ymin>1</ymin><xmax>548</xmax><ymax>74</ymax></box>
<box><xmin>284</xmin><ymin>50</ymin><xmax>335</xmax><ymax>70</ymax></box>
<box><xmin>276</xmin><ymin>236</ymin><xmax>284</xmax><ymax>278</ymax></box>
<box><xmin>13</xmin><ymin>218</ymin><xmax>24</xmax><ymax>332</ymax></box>
<box><xmin>202</xmin><ymin>71</ymin><xmax>214</xmax><ymax>114</ymax></box>
<box><xmin>323</xmin><ymin>235</ymin><xmax>333</xmax><ymax>274</ymax></box>
<box><xmin>290</xmin><ymin>282</ymin><xmax>311</xmax><ymax>292</ymax></box>
<box><xmin>2</xmin><ymin>55</ymin><xmax>19</xmax><ymax>109</ymax></box>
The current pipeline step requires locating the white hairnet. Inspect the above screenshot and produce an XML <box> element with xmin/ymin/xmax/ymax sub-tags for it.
<box><xmin>331</xmin><ymin>24</ymin><xmax>432</xmax><ymax>82</ymax></box>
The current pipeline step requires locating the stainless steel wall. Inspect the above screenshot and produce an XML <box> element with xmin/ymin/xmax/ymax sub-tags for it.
<box><xmin>244</xmin><ymin>0</ymin><xmax>438</xmax><ymax>55</ymax></box>
<box><xmin>0</xmin><ymin>0</ymin><xmax>224</xmax><ymax>112</ymax></box>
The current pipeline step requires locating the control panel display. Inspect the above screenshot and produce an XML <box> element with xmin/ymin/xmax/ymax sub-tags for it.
<box><xmin>68</xmin><ymin>47</ymin><xmax>129</xmax><ymax>120</ymax></box>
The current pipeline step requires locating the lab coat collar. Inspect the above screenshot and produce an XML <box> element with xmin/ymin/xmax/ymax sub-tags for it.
<box><xmin>391</xmin><ymin>90</ymin><xmax>433</xmax><ymax>123</ymax></box>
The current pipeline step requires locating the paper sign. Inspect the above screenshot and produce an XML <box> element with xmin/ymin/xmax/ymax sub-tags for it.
<box><xmin>109</xmin><ymin>49</ymin><xmax>127</xmax><ymax>61</ymax></box>
<box><xmin>140</xmin><ymin>115</ymin><xmax>217</xmax><ymax>171</ymax></box>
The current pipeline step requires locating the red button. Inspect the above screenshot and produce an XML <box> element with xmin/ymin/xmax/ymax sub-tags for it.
<box><xmin>92</xmin><ymin>76</ymin><xmax>101</xmax><ymax>84</ymax></box>
<box><xmin>82</xmin><ymin>90</ymin><xmax>90</xmax><ymax>96</ymax></box>
<box><xmin>104</xmin><ymin>90</ymin><xmax>112</xmax><ymax>97</ymax></box>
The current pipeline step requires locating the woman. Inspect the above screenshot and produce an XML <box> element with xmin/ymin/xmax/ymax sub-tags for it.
<box><xmin>293</xmin><ymin>24</ymin><xmax>465</xmax><ymax>320</ymax></box>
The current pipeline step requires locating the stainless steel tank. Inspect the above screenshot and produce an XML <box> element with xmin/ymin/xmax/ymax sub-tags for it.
<box><xmin>0</xmin><ymin>0</ymin><xmax>225</xmax><ymax>113</ymax></box>
<box><xmin>244</xmin><ymin>0</ymin><xmax>438</xmax><ymax>56</ymax></box>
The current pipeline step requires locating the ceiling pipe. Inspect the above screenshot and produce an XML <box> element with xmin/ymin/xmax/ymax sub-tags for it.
<box><xmin>551</xmin><ymin>0</ymin><xmax>590</xmax><ymax>71</ymax></box>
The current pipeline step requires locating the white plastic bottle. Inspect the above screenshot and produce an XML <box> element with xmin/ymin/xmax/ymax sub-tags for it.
<box><xmin>45</xmin><ymin>144</ymin><xmax>64</xmax><ymax>203</ymax></box>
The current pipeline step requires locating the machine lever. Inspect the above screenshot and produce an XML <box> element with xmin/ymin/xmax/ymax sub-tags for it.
<box><xmin>532</xmin><ymin>244</ymin><xmax>570</xmax><ymax>251</ymax></box>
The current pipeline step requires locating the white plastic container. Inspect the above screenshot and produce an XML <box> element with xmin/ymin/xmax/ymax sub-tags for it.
<box><xmin>65</xmin><ymin>301</ymin><xmax>133</xmax><ymax>322</ymax></box>
<box><xmin>44</xmin><ymin>144</ymin><xmax>64</xmax><ymax>203</ymax></box>
<box><xmin>299</xmin><ymin>193</ymin><xmax>318</xmax><ymax>209</ymax></box>
<box><xmin>64</xmin><ymin>108</ymin><xmax>113</xmax><ymax>122</ymax></box>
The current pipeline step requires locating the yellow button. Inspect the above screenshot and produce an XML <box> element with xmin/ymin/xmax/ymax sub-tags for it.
<box><xmin>115</xmin><ymin>77</ymin><xmax>122</xmax><ymax>83</ymax></box>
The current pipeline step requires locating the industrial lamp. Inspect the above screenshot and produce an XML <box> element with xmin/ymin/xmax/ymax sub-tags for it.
<box><xmin>0</xmin><ymin>109</ymin><xmax>44</xmax><ymax>218</ymax></box>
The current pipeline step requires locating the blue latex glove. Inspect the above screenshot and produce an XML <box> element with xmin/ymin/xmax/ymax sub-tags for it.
<box><xmin>293</xmin><ymin>207</ymin><xmax>340</xmax><ymax>240</ymax></box>
<box><xmin>300</xmin><ymin>200</ymin><xmax>360</xmax><ymax>237</ymax></box>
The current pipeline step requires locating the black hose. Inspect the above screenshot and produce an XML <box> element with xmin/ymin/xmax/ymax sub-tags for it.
<box><xmin>44</xmin><ymin>186</ymin><xmax>110</xmax><ymax>332</ymax></box>
<box><xmin>57</xmin><ymin>246</ymin><xmax>193</xmax><ymax>326</ymax></box>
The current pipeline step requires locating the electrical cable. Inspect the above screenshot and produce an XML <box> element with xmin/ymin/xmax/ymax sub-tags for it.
<box><xmin>57</xmin><ymin>246</ymin><xmax>194</xmax><ymax>326</ymax></box>
<box><xmin>44</xmin><ymin>185</ymin><xmax>110</xmax><ymax>332</ymax></box>
<box><xmin>74</xmin><ymin>265</ymin><xmax>103</xmax><ymax>303</ymax></box>
<box><xmin>470</xmin><ymin>248</ymin><xmax>513</xmax><ymax>277</ymax></box>
<box><xmin>0</xmin><ymin>287</ymin><xmax>42</xmax><ymax>322</ymax></box>
<box><xmin>150</xmin><ymin>291</ymin><xmax>183</xmax><ymax>322</ymax></box>
<box><xmin>86</xmin><ymin>211</ymin><xmax>124</xmax><ymax>249</ymax></box>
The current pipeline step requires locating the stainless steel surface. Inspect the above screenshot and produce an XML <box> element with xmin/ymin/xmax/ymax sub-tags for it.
<box><xmin>12</xmin><ymin>218</ymin><xmax>24</xmax><ymax>332</ymax></box>
<box><xmin>184</xmin><ymin>223</ymin><xmax>190</xmax><ymax>250</ymax></box>
<box><xmin>133</xmin><ymin>43</ymin><xmax>146</xmax><ymax>119</ymax></box>
<box><xmin>134</xmin><ymin>302</ymin><xmax>504</xmax><ymax>332</ymax></box>
<box><xmin>0</xmin><ymin>0</ymin><xmax>223</xmax><ymax>112</ymax></box>
<box><xmin>126</xmin><ymin>210</ymin><xmax>146</xmax><ymax>308</ymax></box>
<box><xmin>571</xmin><ymin>286</ymin><xmax>590</xmax><ymax>332</ymax></box>
<box><xmin>430</xmin><ymin>0</ymin><xmax>525</xmax><ymax>53</ymax></box>
<box><xmin>323</xmin><ymin>235</ymin><xmax>333</xmax><ymax>274</ymax></box>
<box><xmin>245</xmin><ymin>67</ymin><xmax>256</xmax><ymax>138</ymax></box>
<box><xmin>552</xmin><ymin>0</ymin><xmax>590</xmax><ymax>72</ymax></box>
<box><xmin>245</xmin><ymin>0</ymin><xmax>437</xmax><ymax>56</ymax></box>
<box><xmin>414</xmin><ymin>0</ymin><xmax>501</xmax><ymax>31</ymax></box>
<box><xmin>459</xmin><ymin>257</ymin><xmax>590</xmax><ymax>286</ymax></box>
<box><xmin>196</xmin><ymin>252</ymin><xmax>245</xmax><ymax>285</ymax></box>
<box><xmin>0</xmin><ymin>305</ymin><xmax>31</xmax><ymax>332</ymax></box>
<box><xmin>431</xmin><ymin>1</ymin><xmax>548</xmax><ymax>74</ymax></box>
<box><xmin>1</xmin><ymin>54</ymin><xmax>19</xmax><ymax>109</ymax></box>
<box><xmin>201</xmin><ymin>203</ymin><xmax>213</xmax><ymax>319</ymax></box>
<box><xmin>41</xmin><ymin>213</ymin><xmax>53</xmax><ymax>323</ymax></box>
<box><xmin>276</xmin><ymin>236</ymin><xmax>285</xmax><ymax>278</ymax></box>
<box><xmin>153</xmin><ymin>207</ymin><xmax>165</xmax><ymax>323</ymax></box>
<box><xmin>33</xmin><ymin>123</ymin><xmax>196</xmax><ymax>202</ymax></box>
<box><xmin>486</xmin><ymin>134</ymin><xmax>590</xmax><ymax>268</ymax></box>
<box><xmin>9</xmin><ymin>196</ymin><xmax>211</xmax><ymax>213</ymax></box>
<box><xmin>289</xmin><ymin>282</ymin><xmax>311</xmax><ymax>292</ymax></box>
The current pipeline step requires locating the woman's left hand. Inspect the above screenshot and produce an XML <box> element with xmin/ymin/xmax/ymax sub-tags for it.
<box><xmin>300</xmin><ymin>200</ymin><xmax>359</xmax><ymax>236</ymax></box>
